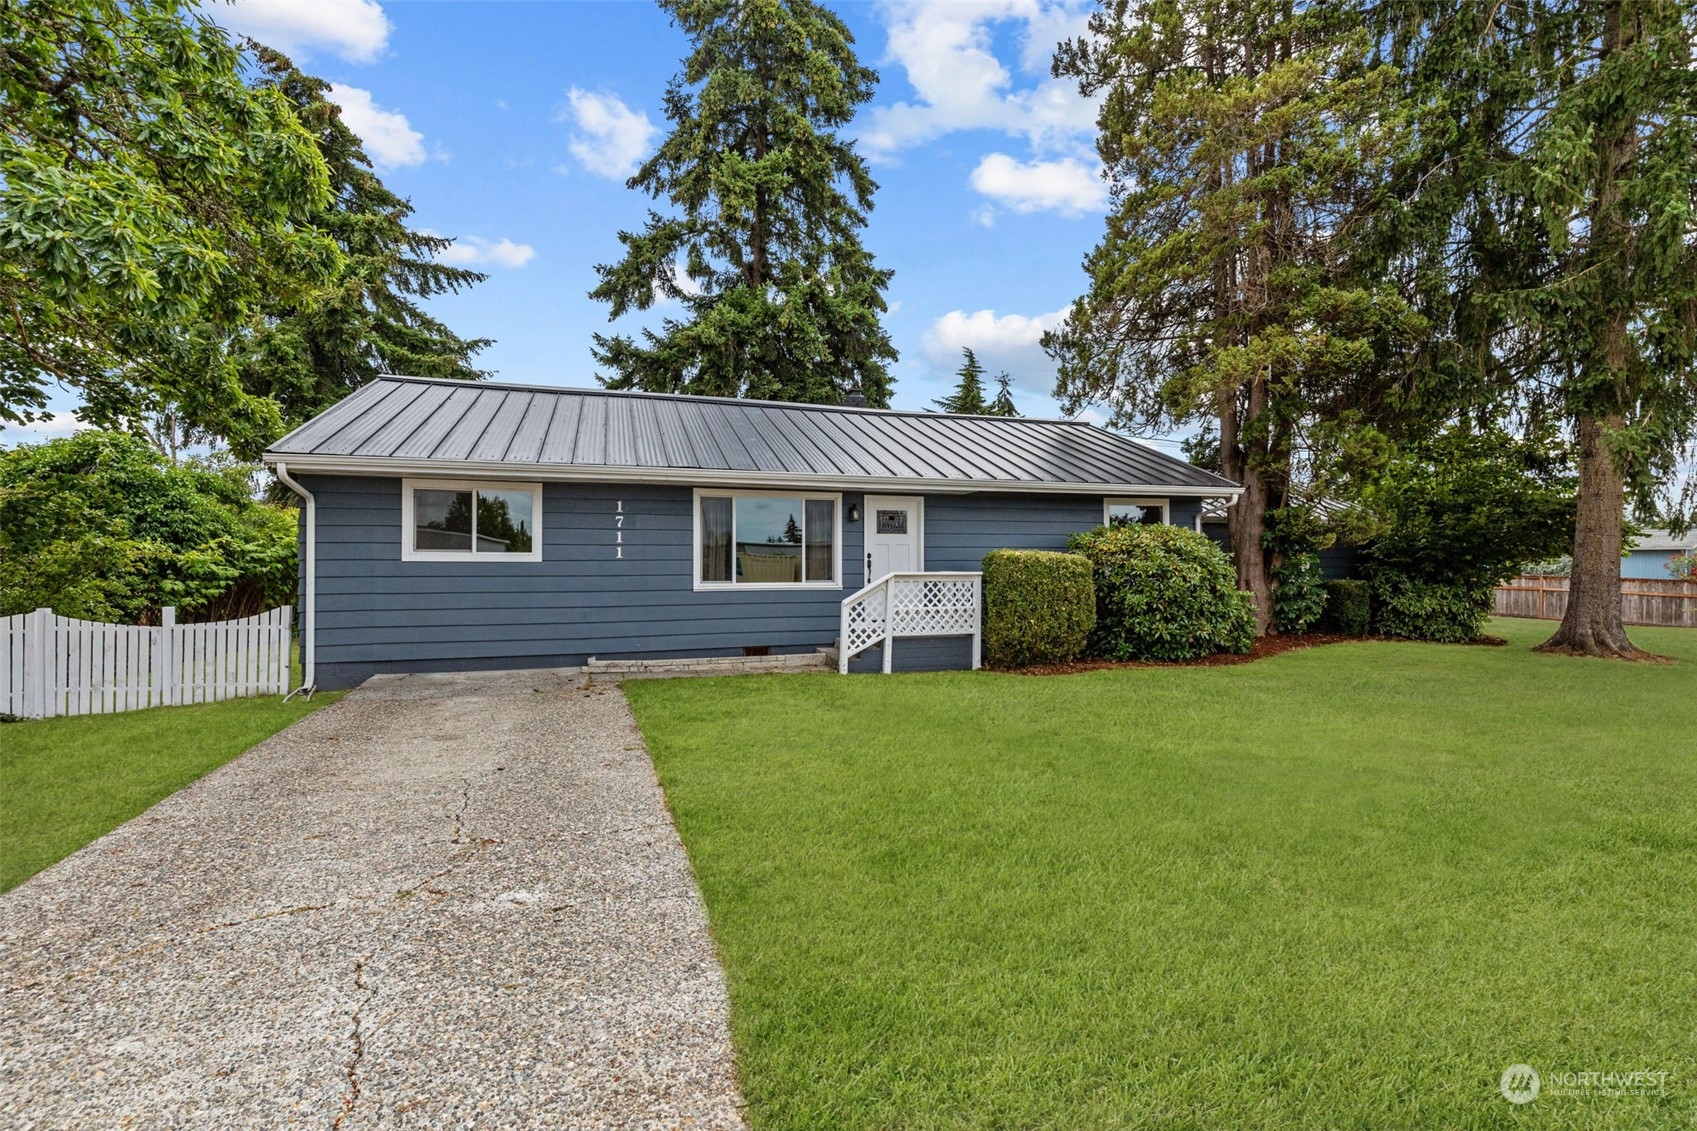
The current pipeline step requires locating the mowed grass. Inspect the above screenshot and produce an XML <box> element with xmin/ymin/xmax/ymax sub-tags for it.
<box><xmin>626</xmin><ymin>618</ymin><xmax>1697</xmax><ymax>1129</ymax></box>
<box><xmin>1</xmin><ymin>691</ymin><xmax>336</xmax><ymax>892</ymax></box>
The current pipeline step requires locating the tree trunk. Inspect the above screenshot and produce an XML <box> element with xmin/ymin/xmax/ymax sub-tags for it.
<box><xmin>1536</xmin><ymin>3</ymin><xmax>1647</xmax><ymax>660</ymax></box>
<box><xmin>1536</xmin><ymin>415</ymin><xmax>1645</xmax><ymax>658</ymax></box>
<box><xmin>1221</xmin><ymin>384</ymin><xmax>1274</xmax><ymax>635</ymax></box>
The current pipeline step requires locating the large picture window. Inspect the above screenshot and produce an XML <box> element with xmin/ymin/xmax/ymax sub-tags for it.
<box><xmin>402</xmin><ymin>479</ymin><xmax>542</xmax><ymax>562</ymax></box>
<box><xmin>696</xmin><ymin>491</ymin><xmax>840</xmax><ymax>587</ymax></box>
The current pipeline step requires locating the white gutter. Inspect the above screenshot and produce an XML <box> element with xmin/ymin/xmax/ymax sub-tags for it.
<box><xmin>272</xmin><ymin>461</ymin><xmax>316</xmax><ymax>700</ymax></box>
<box><xmin>260</xmin><ymin>453</ymin><xmax>1243</xmax><ymax>500</ymax></box>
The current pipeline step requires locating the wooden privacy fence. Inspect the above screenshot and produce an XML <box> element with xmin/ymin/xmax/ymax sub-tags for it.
<box><xmin>1</xmin><ymin>606</ymin><xmax>292</xmax><ymax>720</ymax></box>
<box><xmin>1494</xmin><ymin>576</ymin><xmax>1697</xmax><ymax>629</ymax></box>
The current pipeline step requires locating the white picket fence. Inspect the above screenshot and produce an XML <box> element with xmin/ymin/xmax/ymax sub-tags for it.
<box><xmin>1</xmin><ymin>606</ymin><xmax>292</xmax><ymax>720</ymax></box>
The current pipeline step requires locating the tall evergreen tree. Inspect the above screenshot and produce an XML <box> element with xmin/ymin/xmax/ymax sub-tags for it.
<box><xmin>988</xmin><ymin>372</ymin><xmax>1019</xmax><ymax>417</ymax></box>
<box><xmin>1045</xmin><ymin>0</ymin><xmax>1421</xmax><ymax>631</ymax></box>
<box><xmin>933</xmin><ymin>349</ymin><xmax>988</xmax><ymax>414</ymax></box>
<box><xmin>234</xmin><ymin>47</ymin><xmax>491</xmax><ymax>428</ymax></box>
<box><xmin>1377</xmin><ymin>2</ymin><xmax>1697</xmax><ymax>659</ymax></box>
<box><xmin>589</xmin><ymin>0</ymin><xmax>897</xmax><ymax>406</ymax></box>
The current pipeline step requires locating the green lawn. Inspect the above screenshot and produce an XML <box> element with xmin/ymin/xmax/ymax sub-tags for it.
<box><xmin>627</xmin><ymin>618</ymin><xmax>1697</xmax><ymax>1129</ymax></box>
<box><xmin>1</xmin><ymin>691</ymin><xmax>336</xmax><ymax>892</ymax></box>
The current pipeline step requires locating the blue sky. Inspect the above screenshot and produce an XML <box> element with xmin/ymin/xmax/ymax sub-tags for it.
<box><xmin>6</xmin><ymin>0</ymin><xmax>1136</xmax><ymax>445</ymax></box>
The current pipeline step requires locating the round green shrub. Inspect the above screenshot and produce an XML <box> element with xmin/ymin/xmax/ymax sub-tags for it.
<box><xmin>1067</xmin><ymin>525</ymin><xmax>1254</xmax><ymax>661</ymax></box>
<box><xmin>981</xmin><ymin>550</ymin><xmax>1095</xmax><ymax>668</ymax></box>
<box><xmin>1369</xmin><ymin>573</ymin><xmax>1493</xmax><ymax>643</ymax></box>
<box><xmin>1318</xmin><ymin>579</ymin><xmax>1371</xmax><ymax>635</ymax></box>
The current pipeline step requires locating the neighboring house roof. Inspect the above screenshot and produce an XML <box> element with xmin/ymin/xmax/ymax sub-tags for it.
<box><xmin>1629</xmin><ymin>529</ymin><xmax>1697</xmax><ymax>553</ymax></box>
<box><xmin>264</xmin><ymin>375</ymin><xmax>1240</xmax><ymax>497</ymax></box>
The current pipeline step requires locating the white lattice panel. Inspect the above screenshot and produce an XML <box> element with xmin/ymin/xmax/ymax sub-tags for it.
<box><xmin>843</xmin><ymin>586</ymin><xmax>888</xmax><ymax>656</ymax></box>
<box><xmin>889</xmin><ymin>578</ymin><xmax>978</xmax><ymax>637</ymax></box>
<box><xmin>839</xmin><ymin>572</ymin><xmax>981</xmax><ymax>673</ymax></box>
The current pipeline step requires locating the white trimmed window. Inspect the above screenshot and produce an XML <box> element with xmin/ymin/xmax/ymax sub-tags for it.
<box><xmin>1104</xmin><ymin>497</ymin><xmax>1169</xmax><ymax>527</ymax></box>
<box><xmin>402</xmin><ymin>479</ymin><xmax>542</xmax><ymax>562</ymax></box>
<box><xmin>695</xmin><ymin>490</ymin><xmax>841</xmax><ymax>588</ymax></box>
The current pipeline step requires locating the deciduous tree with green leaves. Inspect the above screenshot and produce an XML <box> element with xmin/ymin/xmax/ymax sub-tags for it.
<box><xmin>0</xmin><ymin>0</ymin><xmax>339</xmax><ymax>453</ymax></box>
<box><xmin>233</xmin><ymin>47</ymin><xmax>492</xmax><ymax>429</ymax></box>
<box><xmin>589</xmin><ymin>0</ymin><xmax>897</xmax><ymax>405</ymax></box>
<box><xmin>1045</xmin><ymin>0</ymin><xmax>1422</xmax><ymax>632</ymax></box>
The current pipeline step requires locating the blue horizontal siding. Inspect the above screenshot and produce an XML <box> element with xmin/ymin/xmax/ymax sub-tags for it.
<box><xmin>1623</xmin><ymin>550</ymin><xmax>1678</xmax><ymax>580</ymax></box>
<box><xmin>303</xmin><ymin>475</ymin><xmax>1213</xmax><ymax>688</ymax></box>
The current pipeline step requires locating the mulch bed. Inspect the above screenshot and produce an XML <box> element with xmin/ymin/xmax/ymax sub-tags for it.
<box><xmin>1004</xmin><ymin>632</ymin><xmax>1508</xmax><ymax>676</ymax></box>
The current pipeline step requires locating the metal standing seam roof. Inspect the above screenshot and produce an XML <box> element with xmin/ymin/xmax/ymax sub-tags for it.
<box><xmin>264</xmin><ymin>375</ymin><xmax>1241</xmax><ymax>496</ymax></box>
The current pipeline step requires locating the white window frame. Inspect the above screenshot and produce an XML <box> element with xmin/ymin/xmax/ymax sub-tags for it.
<box><xmin>1104</xmin><ymin>497</ymin><xmax>1170</xmax><ymax>526</ymax></box>
<box><xmin>693</xmin><ymin>488</ymin><xmax>844</xmax><ymax>591</ymax></box>
<box><xmin>401</xmin><ymin>478</ymin><xmax>544</xmax><ymax>563</ymax></box>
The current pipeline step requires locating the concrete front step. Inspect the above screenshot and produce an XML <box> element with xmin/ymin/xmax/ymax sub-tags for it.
<box><xmin>586</xmin><ymin>649</ymin><xmax>837</xmax><ymax>678</ymax></box>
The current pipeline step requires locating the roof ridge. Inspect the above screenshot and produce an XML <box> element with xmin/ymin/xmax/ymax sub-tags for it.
<box><xmin>368</xmin><ymin>372</ymin><xmax>1102</xmax><ymax>428</ymax></box>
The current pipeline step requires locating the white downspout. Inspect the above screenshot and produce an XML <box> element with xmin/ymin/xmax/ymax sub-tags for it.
<box><xmin>273</xmin><ymin>461</ymin><xmax>317</xmax><ymax>699</ymax></box>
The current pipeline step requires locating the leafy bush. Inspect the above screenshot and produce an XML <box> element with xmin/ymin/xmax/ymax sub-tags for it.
<box><xmin>1369</xmin><ymin>574</ymin><xmax>1494</xmax><ymax>643</ymax></box>
<box><xmin>1068</xmin><ymin>525</ymin><xmax>1254</xmax><ymax>661</ymax></box>
<box><xmin>1359</xmin><ymin>432</ymin><xmax>1572</xmax><ymax>642</ymax></box>
<box><xmin>981</xmin><ymin>550</ymin><xmax>1095</xmax><ymax>668</ymax></box>
<box><xmin>1668</xmin><ymin>551</ymin><xmax>1696</xmax><ymax>581</ymax></box>
<box><xmin>1272</xmin><ymin>552</ymin><xmax>1327</xmax><ymax>633</ymax></box>
<box><xmin>0</xmin><ymin>431</ymin><xmax>297</xmax><ymax>622</ymax></box>
<box><xmin>1319</xmin><ymin>579</ymin><xmax>1371</xmax><ymax>635</ymax></box>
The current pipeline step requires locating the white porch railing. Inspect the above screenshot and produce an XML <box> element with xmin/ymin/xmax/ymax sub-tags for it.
<box><xmin>838</xmin><ymin>572</ymin><xmax>982</xmax><ymax>674</ymax></box>
<box><xmin>1</xmin><ymin>605</ymin><xmax>292</xmax><ymax>719</ymax></box>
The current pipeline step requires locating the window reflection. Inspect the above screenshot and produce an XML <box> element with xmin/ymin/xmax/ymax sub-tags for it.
<box><xmin>735</xmin><ymin>496</ymin><xmax>803</xmax><ymax>583</ymax></box>
<box><xmin>415</xmin><ymin>489</ymin><xmax>473</xmax><ymax>551</ymax></box>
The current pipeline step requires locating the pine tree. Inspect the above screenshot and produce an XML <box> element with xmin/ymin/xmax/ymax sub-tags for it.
<box><xmin>589</xmin><ymin>0</ymin><xmax>897</xmax><ymax>406</ymax></box>
<box><xmin>933</xmin><ymin>349</ymin><xmax>988</xmax><ymax>414</ymax></box>
<box><xmin>1046</xmin><ymin>0</ymin><xmax>1420</xmax><ymax>632</ymax></box>
<box><xmin>235</xmin><ymin>47</ymin><xmax>491</xmax><ymax>427</ymax></box>
<box><xmin>988</xmin><ymin>373</ymin><xmax>1019</xmax><ymax>417</ymax></box>
<box><xmin>1378</xmin><ymin>2</ymin><xmax>1697</xmax><ymax>658</ymax></box>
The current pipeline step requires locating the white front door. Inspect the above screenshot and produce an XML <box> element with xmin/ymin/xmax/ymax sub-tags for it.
<box><xmin>864</xmin><ymin>495</ymin><xmax>923</xmax><ymax>581</ymax></box>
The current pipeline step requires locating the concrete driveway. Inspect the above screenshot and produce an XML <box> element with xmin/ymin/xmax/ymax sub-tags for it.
<box><xmin>0</xmin><ymin>671</ymin><xmax>746</xmax><ymax>1129</ymax></box>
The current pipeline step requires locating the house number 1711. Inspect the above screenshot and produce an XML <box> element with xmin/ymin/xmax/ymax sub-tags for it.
<box><xmin>615</xmin><ymin>500</ymin><xmax>624</xmax><ymax>559</ymax></box>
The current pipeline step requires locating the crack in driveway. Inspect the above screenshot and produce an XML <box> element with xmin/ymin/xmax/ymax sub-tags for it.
<box><xmin>330</xmin><ymin>954</ymin><xmax>377</xmax><ymax>1131</ymax></box>
<box><xmin>0</xmin><ymin>672</ymin><xmax>745</xmax><ymax>1128</ymax></box>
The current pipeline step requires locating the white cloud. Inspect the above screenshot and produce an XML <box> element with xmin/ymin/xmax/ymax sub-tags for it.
<box><xmin>325</xmin><ymin>84</ymin><xmax>425</xmax><ymax>168</ymax></box>
<box><xmin>0</xmin><ymin>414</ymin><xmax>86</xmax><ymax>446</ymax></box>
<box><xmin>558</xmin><ymin>89</ymin><xmax>658</xmax><ymax>180</ymax></box>
<box><xmin>922</xmin><ymin>306</ymin><xmax>1070</xmax><ymax>388</ymax></box>
<box><xmin>860</xmin><ymin>0</ymin><xmax>1099</xmax><ymax>159</ymax></box>
<box><xmin>208</xmin><ymin>0</ymin><xmax>391</xmax><ymax>64</ymax></box>
<box><xmin>970</xmin><ymin>153</ymin><xmax>1106</xmax><ymax>217</ymax></box>
<box><xmin>435</xmin><ymin>237</ymin><xmax>536</xmax><ymax>269</ymax></box>
<box><xmin>651</xmin><ymin>260</ymin><xmax>704</xmax><ymax>305</ymax></box>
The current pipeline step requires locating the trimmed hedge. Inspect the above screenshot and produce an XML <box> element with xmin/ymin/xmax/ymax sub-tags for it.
<box><xmin>1068</xmin><ymin>525</ymin><xmax>1254</xmax><ymax>661</ymax></box>
<box><xmin>981</xmin><ymin>550</ymin><xmax>1095</xmax><ymax>668</ymax></box>
<box><xmin>1319</xmin><ymin>579</ymin><xmax>1371</xmax><ymax>636</ymax></box>
<box><xmin>1369</xmin><ymin>573</ymin><xmax>1493</xmax><ymax>643</ymax></box>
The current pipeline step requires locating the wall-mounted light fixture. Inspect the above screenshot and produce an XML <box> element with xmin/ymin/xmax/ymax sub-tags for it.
<box><xmin>847</xmin><ymin>502</ymin><xmax>861</xmax><ymax>523</ymax></box>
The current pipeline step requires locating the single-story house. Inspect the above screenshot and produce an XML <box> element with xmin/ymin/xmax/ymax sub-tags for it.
<box><xmin>1624</xmin><ymin>529</ymin><xmax>1697</xmax><ymax>580</ymax></box>
<box><xmin>264</xmin><ymin>376</ymin><xmax>1240</xmax><ymax>690</ymax></box>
